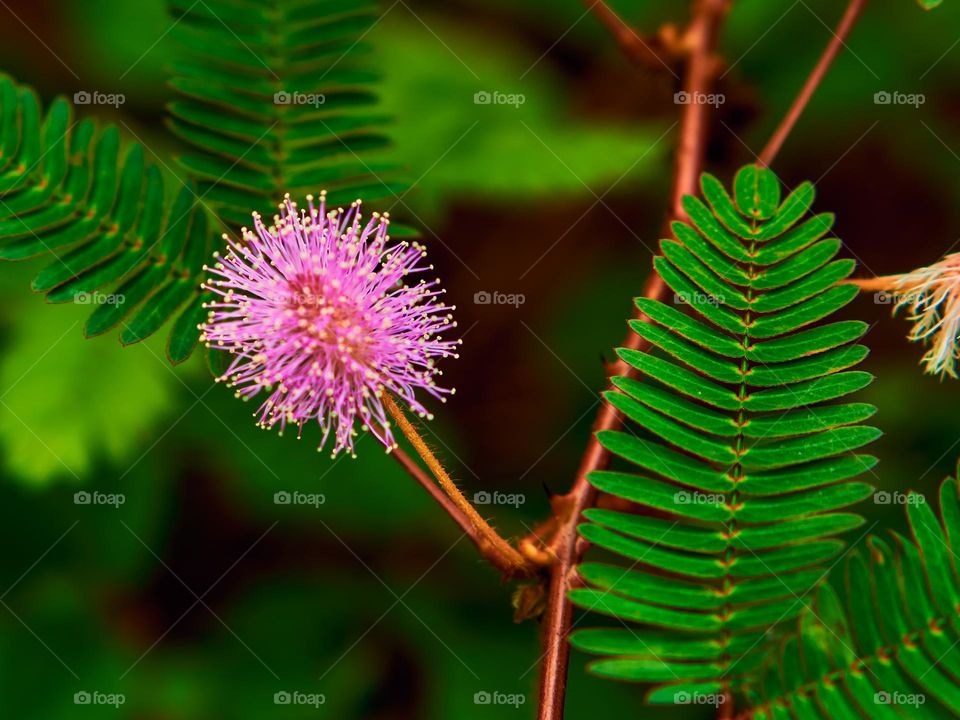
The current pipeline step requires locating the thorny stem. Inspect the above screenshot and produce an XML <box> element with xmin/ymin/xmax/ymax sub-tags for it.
<box><xmin>758</xmin><ymin>0</ymin><xmax>868</xmax><ymax>167</ymax></box>
<box><xmin>382</xmin><ymin>393</ymin><xmax>536</xmax><ymax>578</ymax></box>
<box><xmin>536</xmin><ymin>2</ymin><xmax>730</xmax><ymax>719</ymax></box>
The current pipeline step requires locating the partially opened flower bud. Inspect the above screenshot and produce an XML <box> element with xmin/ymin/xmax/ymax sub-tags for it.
<box><xmin>889</xmin><ymin>252</ymin><xmax>960</xmax><ymax>378</ymax></box>
<box><xmin>200</xmin><ymin>193</ymin><xmax>460</xmax><ymax>457</ymax></box>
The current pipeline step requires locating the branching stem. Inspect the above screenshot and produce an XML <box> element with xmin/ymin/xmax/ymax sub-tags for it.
<box><xmin>580</xmin><ymin>0</ymin><xmax>677</xmax><ymax>70</ymax></box>
<box><xmin>533</xmin><ymin>0</ymin><xmax>874</xmax><ymax>716</ymax></box>
<box><xmin>535</xmin><ymin>2</ymin><xmax>730</xmax><ymax>718</ymax></box>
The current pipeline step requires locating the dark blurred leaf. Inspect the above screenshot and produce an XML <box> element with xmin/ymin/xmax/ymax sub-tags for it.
<box><xmin>373</xmin><ymin>15</ymin><xmax>668</xmax><ymax>219</ymax></box>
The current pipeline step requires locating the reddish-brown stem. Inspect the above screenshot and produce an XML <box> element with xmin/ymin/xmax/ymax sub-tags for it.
<box><xmin>535</xmin><ymin>3</ymin><xmax>729</xmax><ymax>718</ymax></box>
<box><xmin>390</xmin><ymin>447</ymin><xmax>476</xmax><ymax>536</ymax></box>
<box><xmin>844</xmin><ymin>274</ymin><xmax>903</xmax><ymax>292</ymax></box>
<box><xmin>392</xmin><ymin>447</ymin><xmax>549</xmax><ymax>573</ymax></box>
<box><xmin>383</xmin><ymin>394</ymin><xmax>536</xmax><ymax>578</ymax></box>
<box><xmin>758</xmin><ymin>0</ymin><xmax>868</xmax><ymax>166</ymax></box>
<box><xmin>720</xmin><ymin>691</ymin><xmax>734</xmax><ymax>720</ymax></box>
<box><xmin>581</xmin><ymin>0</ymin><xmax>674</xmax><ymax>70</ymax></box>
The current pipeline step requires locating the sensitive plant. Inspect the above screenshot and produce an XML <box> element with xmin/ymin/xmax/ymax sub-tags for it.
<box><xmin>0</xmin><ymin>0</ymin><xmax>958</xmax><ymax>719</ymax></box>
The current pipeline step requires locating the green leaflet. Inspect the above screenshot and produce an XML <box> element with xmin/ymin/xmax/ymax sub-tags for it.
<box><xmin>751</xmin><ymin>213</ymin><xmax>834</xmax><ymax>266</ymax></box>
<box><xmin>0</xmin><ymin>75</ymin><xmax>208</xmax><ymax>361</ymax></box>
<box><xmin>752</xmin><ymin>475</ymin><xmax>960</xmax><ymax>718</ymax></box>
<box><xmin>576</xmin><ymin>561</ymin><xmax>725</xmax><ymax>610</ymax></box>
<box><xmin>569</xmin><ymin>587</ymin><xmax>724</xmax><ymax>632</ymax></box>
<box><xmin>603</xmin><ymin>391</ymin><xmax>736</xmax><ymax>463</ymax></box>
<box><xmin>573</xmin><ymin>165</ymin><xmax>875</xmax><ymax>702</ymax></box>
<box><xmin>587</xmin><ymin>471</ymin><xmax>732</xmax><ymax>522</ymax></box>
<box><xmin>628</xmin><ymin>321</ymin><xmax>743</xmax><ymax>383</ymax></box>
<box><xmin>583</xmin><ymin>656</ymin><xmax>724</xmax><ymax>683</ymax></box>
<box><xmin>735</xmin><ymin>482</ymin><xmax>874</xmax><ymax>522</ymax></box>
<box><xmin>742</xmin><ymin>371</ymin><xmax>873</xmax><ymax>411</ymax></box>
<box><xmin>580</xmin><ymin>524</ymin><xmax>726</xmax><ymax>580</ymax></box>
<box><xmin>741</xmin><ymin>404</ymin><xmax>876</xmax><ymax>439</ymax></box>
<box><xmin>747</xmin><ymin>320</ymin><xmax>867</xmax><ymax>363</ymax></box>
<box><xmin>617</xmin><ymin>348</ymin><xmax>742</xmax><ymax>410</ymax></box>
<box><xmin>571</xmin><ymin>628</ymin><xmax>732</xmax><ymax>660</ymax></box>
<box><xmin>745</xmin><ymin>344</ymin><xmax>868</xmax><ymax>386</ymax></box>
<box><xmin>611</xmin><ymin>375</ymin><xmax>739</xmax><ymax>437</ymax></box>
<box><xmin>633</xmin><ymin>299</ymin><xmax>744</xmax><ymax>357</ymax></box>
<box><xmin>732</xmin><ymin>513</ymin><xmax>864</xmax><ymax>550</ymax></box>
<box><xmin>596</xmin><ymin>430</ymin><xmax>732</xmax><ymax>491</ymax></box>
<box><xmin>739</xmin><ymin>425</ymin><xmax>881</xmax><ymax>470</ymax></box>
<box><xmin>734</xmin><ymin>164</ymin><xmax>780</xmax><ymax>220</ymax></box>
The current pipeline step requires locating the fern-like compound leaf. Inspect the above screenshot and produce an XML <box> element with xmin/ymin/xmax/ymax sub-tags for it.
<box><xmin>0</xmin><ymin>1</ymin><xmax>412</xmax><ymax>364</ymax></box>
<box><xmin>748</xmin><ymin>473</ymin><xmax>960</xmax><ymax>718</ymax></box>
<box><xmin>166</xmin><ymin>0</ymin><xmax>412</xmax><ymax>229</ymax></box>
<box><xmin>570</xmin><ymin>164</ymin><xmax>878</xmax><ymax>704</ymax></box>
<box><xmin>0</xmin><ymin>75</ymin><xmax>210</xmax><ymax>362</ymax></box>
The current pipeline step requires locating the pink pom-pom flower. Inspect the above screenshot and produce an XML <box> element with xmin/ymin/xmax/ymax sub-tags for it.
<box><xmin>201</xmin><ymin>193</ymin><xmax>459</xmax><ymax>457</ymax></box>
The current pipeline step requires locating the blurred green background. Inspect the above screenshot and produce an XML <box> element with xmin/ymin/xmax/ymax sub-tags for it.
<box><xmin>0</xmin><ymin>0</ymin><xmax>959</xmax><ymax>717</ymax></box>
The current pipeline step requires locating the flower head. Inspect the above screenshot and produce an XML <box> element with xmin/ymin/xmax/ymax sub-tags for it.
<box><xmin>891</xmin><ymin>252</ymin><xmax>960</xmax><ymax>378</ymax></box>
<box><xmin>201</xmin><ymin>193</ymin><xmax>459</xmax><ymax>456</ymax></box>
